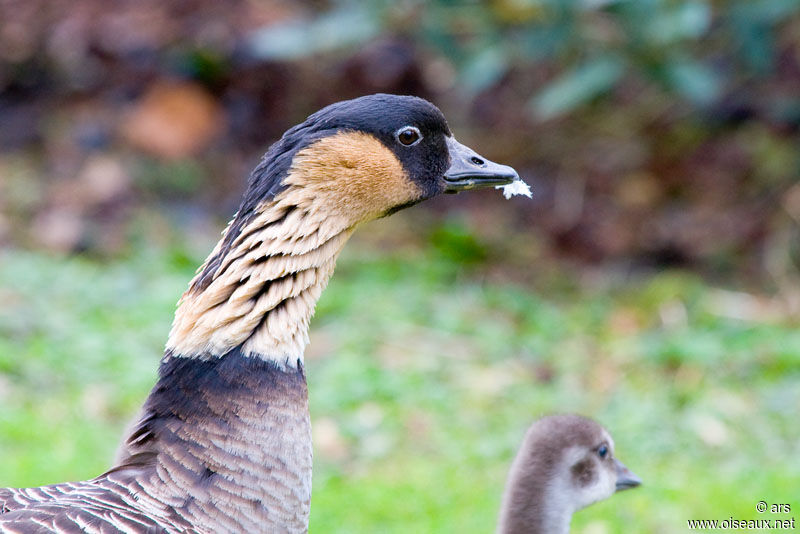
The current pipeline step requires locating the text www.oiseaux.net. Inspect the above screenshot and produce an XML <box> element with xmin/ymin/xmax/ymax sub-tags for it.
<box><xmin>688</xmin><ymin>517</ymin><xmax>795</xmax><ymax>530</ymax></box>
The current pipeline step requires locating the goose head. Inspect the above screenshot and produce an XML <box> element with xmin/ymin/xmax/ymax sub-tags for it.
<box><xmin>238</xmin><ymin>93</ymin><xmax>519</xmax><ymax>228</ymax></box>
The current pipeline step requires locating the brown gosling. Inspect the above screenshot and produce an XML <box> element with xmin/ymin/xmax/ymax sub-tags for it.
<box><xmin>497</xmin><ymin>414</ymin><xmax>641</xmax><ymax>534</ymax></box>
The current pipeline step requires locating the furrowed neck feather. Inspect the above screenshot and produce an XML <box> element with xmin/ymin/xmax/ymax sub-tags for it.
<box><xmin>166</xmin><ymin>196</ymin><xmax>354</xmax><ymax>366</ymax></box>
<box><xmin>166</xmin><ymin>131</ymin><xmax>419</xmax><ymax>366</ymax></box>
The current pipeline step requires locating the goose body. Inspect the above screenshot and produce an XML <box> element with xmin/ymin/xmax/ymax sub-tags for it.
<box><xmin>497</xmin><ymin>414</ymin><xmax>640</xmax><ymax>534</ymax></box>
<box><xmin>0</xmin><ymin>94</ymin><xmax>519</xmax><ymax>533</ymax></box>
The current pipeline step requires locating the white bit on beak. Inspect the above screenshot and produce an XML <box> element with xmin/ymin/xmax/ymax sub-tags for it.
<box><xmin>496</xmin><ymin>179</ymin><xmax>532</xmax><ymax>199</ymax></box>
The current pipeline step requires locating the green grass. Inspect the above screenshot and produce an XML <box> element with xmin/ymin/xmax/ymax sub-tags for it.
<box><xmin>1</xmin><ymin>227</ymin><xmax>798</xmax><ymax>533</ymax></box>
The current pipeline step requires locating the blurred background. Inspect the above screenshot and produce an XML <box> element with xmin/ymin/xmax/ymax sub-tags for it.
<box><xmin>1</xmin><ymin>1</ymin><xmax>799</xmax><ymax>532</ymax></box>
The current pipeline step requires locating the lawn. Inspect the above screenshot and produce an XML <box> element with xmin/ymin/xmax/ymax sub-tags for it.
<box><xmin>0</xmin><ymin>215</ymin><xmax>798</xmax><ymax>533</ymax></box>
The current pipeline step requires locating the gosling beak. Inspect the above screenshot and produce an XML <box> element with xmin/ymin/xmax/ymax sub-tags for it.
<box><xmin>443</xmin><ymin>136</ymin><xmax>518</xmax><ymax>193</ymax></box>
<box><xmin>614</xmin><ymin>458</ymin><xmax>642</xmax><ymax>492</ymax></box>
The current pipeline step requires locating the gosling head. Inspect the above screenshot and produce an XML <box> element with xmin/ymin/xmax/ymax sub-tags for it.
<box><xmin>498</xmin><ymin>414</ymin><xmax>640</xmax><ymax>534</ymax></box>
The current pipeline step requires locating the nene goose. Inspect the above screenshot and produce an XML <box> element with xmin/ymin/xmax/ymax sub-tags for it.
<box><xmin>0</xmin><ymin>94</ymin><xmax>520</xmax><ymax>533</ymax></box>
<box><xmin>497</xmin><ymin>414</ymin><xmax>641</xmax><ymax>534</ymax></box>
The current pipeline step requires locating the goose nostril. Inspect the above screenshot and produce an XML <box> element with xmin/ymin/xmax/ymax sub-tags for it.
<box><xmin>470</xmin><ymin>156</ymin><xmax>485</xmax><ymax>166</ymax></box>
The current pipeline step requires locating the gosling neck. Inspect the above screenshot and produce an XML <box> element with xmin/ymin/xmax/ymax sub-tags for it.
<box><xmin>497</xmin><ymin>457</ymin><xmax>574</xmax><ymax>534</ymax></box>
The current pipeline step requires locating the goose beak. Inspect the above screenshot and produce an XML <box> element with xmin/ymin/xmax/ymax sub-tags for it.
<box><xmin>614</xmin><ymin>459</ymin><xmax>642</xmax><ymax>491</ymax></box>
<box><xmin>443</xmin><ymin>136</ymin><xmax>518</xmax><ymax>193</ymax></box>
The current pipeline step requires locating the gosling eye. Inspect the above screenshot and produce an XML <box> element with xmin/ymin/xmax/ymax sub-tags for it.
<box><xmin>396</xmin><ymin>126</ymin><xmax>422</xmax><ymax>146</ymax></box>
<box><xmin>597</xmin><ymin>445</ymin><xmax>608</xmax><ymax>459</ymax></box>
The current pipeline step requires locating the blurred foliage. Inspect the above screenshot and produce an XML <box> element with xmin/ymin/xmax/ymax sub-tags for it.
<box><xmin>1</xmin><ymin>0</ymin><xmax>799</xmax><ymax>281</ymax></box>
<box><xmin>0</xmin><ymin>236</ymin><xmax>798</xmax><ymax>532</ymax></box>
<box><xmin>251</xmin><ymin>0</ymin><xmax>800</xmax><ymax>115</ymax></box>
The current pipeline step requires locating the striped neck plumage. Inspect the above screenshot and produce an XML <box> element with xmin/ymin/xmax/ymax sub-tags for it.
<box><xmin>165</xmin><ymin>130</ymin><xmax>422</xmax><ymax>369</ymax></box>
<box><xmin>165</xmin><ymin>195</ymin><xmax>354</xmax><ymax>369</ymax></box>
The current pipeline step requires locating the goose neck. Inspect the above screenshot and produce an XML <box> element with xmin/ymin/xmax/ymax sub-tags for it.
<box><xmin>166</xmin><ymin>197</ymin><xmax>354</xmax><ymax>368</ymax></box>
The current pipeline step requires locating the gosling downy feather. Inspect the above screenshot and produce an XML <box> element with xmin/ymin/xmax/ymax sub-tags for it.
<box><xmin>497</xmin><ymin>414</ymin><xmax>640</xmax><ymax>534</ymax></box>
<box><xmin>0</xmin><ymin>94</ymin><xmax>519</xmax><ymax>534</ymax></box>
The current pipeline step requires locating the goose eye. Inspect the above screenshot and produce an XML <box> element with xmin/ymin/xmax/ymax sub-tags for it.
<box><xmin>597</xmin><ymin>445</ymin><xmax>608</xmax><ymax>459</ymax></box>
<box><xmin>396</xmin><ymin>126</ymin><xmax>422</xmax><ymax>146</ymax></box>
